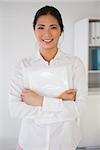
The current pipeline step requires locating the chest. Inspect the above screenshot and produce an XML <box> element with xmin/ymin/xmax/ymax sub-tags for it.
<box><xmin>23</xmin><ymin>63</ymin><xmax>73</xmax><ymax>97</ymax></box>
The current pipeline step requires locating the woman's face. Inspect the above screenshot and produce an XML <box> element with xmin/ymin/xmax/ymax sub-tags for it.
<box><xmin>34</xmin><ymin>15</ymin><xmax>62</xmax><ymax>51</ymax></box>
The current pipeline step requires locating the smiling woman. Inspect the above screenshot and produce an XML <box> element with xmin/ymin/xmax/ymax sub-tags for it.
<box><xmin>33</xmin><ymin>6</ymin><xmax>63</xmax><ymax>64</ymax></box>
<box><xmin>8</xmin><ymin>5</ymin><xmax>87</xmax><ymax>150</ymax></box>
<box><xmin>34</xmin><ymin>14</ymin><xmax>62</xmax><ymax>63</ymax></box>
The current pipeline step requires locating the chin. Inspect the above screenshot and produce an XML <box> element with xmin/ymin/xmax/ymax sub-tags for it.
<box><xmin>40</xmin><ymin>42</ymin><xmax>56</xmax><ymax>50</ymax></box>
<box><xmin>42</xmin><ymin>45</ymin><xmax>57</xmax><ymax>50</ymax></box>
<box><xmin>41</xmin><ymin>46</ymin><xmax>54</xmax><ymax>51</ymax></box>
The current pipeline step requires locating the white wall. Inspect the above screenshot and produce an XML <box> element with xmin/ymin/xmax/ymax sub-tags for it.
<box><xmin>97</xmin><ymin>2</ymin><xmax>100</xmax><ymax>16</ymax></box>
<box><xmin>0</xmin><ymin>1</ymin><xmax>100</xmax><ymax>148</ymax></box>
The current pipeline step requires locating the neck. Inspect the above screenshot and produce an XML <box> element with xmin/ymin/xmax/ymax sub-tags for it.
<box><xmin>40</xmin><ymin>48</ymin><xmax>58</xmax><ymax>63</ymax></box>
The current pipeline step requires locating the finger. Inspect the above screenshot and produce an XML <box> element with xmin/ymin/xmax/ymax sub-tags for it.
<box><xmin>67</xmin><ymin>90</ymin><xmax>75</xmax><ymax>94</ymax></box>
<box><xmin>67</xmin><ymin>89</ymin><xmax>77</xmax><ymax>93</ymax></box>
<box><xmin>69</xmin><ymin>89</ymin><xmax>77</xmax><ymax>92</ymax></box>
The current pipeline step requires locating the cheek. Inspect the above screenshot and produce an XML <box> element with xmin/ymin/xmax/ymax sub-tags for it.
<box><xmin>53</xmin><ymin>31</ymin><xmax>61</xmax><ymax>39</ymax></box>
<box><xmin>54</xmin><ymin>34</ymin><xmax>61</xmax><ymax>41</ymax></box>
<box><xmin>35</xmin><ymin>30</ymin><xmax>42</xmax><ymax>40</ymax></box>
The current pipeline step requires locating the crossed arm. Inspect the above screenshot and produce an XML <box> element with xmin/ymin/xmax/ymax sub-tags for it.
<box><xmin>9</xmin><ymin>57</ymin><xmax>87</xmax><ymax>120</ymax></box>
<box><xmin>21</xmin><ymin>89</ymin><xmax>76</xmax><ymax>106</ymax></box>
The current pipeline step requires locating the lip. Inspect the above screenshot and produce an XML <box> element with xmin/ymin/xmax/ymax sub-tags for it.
<box><xmin>42</xmin><ymin>39</ymin><xmax>53</xmax><ymax>43</ymax></box>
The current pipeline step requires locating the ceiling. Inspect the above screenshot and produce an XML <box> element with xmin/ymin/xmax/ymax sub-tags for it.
<box><xmin>0</xmin><ymin>0</ymin><xmax>100</xmax><ymax>2</ymax></box>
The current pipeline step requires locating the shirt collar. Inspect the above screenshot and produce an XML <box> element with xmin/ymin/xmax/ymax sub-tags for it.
<box><xmin>36</xmin><ymin>49</ymin><xmax>61</xmax><ymax>62</ymax></box>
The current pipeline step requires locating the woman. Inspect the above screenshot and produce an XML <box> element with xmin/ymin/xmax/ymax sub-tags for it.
<box><xmin>9</xmin><ymin>5</ymin><xmax>87</xmax><ymax>150</ymax></box>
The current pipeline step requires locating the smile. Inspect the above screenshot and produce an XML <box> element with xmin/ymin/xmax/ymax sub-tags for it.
<box><xmin>42</xmin><ymin>39</ymin><xmax>53</xmax><ymax>43</ymax></box>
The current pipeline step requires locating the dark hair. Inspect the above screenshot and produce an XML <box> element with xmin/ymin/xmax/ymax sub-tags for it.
<box><xmin>33</xmin><ymin>5</ymin><xmax>64</xmax><ymax>32</ymax></box>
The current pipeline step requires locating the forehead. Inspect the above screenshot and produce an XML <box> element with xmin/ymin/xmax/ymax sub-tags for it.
<box><xmin>36</xmin><ymin>15</ymin><xmax>59</xmax><ymax>25</ymax></box>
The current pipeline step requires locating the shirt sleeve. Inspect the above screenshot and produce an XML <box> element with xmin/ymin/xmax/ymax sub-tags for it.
<box><xmin>72</xmin><ymin>57</ymin><xmax>88</xmax><ymax>120</ymax></box>
<box><xmin>42</xmin><ymin>96</ymin><xmax>64</xmax><ymax>112</ymax></box>
<box><xmin>62</xmin><ymin>57</ymin><xmax>88</xmax><ymax>125</ymax></box>
<box><xmin>41</xmin><ymin>57</ymin><xmax>88</xmax><ymax>124</ymax></box>
<box><xmin>8</xmin><ymin>60</ymin><xmax>41</xmax><ymax>119</ymax></box>
<box><xmin>9</xmin><ymin>57</ymin><xmax>87</xmax><ymax>123</ymax></box>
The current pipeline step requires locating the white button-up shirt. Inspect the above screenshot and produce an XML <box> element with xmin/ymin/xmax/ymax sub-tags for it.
<box><xmin>9</xmin><ymin>50</ymin><xmax>88</xmax><ymax>150</ymax></box>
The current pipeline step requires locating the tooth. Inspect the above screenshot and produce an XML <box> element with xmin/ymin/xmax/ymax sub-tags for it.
<box><xmin>44</xmin><ymin>40</ymin><xmax>52</xmax><ymax>42</ymax></box>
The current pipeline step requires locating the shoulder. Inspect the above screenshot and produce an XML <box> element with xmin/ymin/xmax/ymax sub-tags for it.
<box><xmin>60</xmin><ymin>51</ymin><xmax>82</xmax><ymax>63</ymax></box>
<box><xmin>60</xmin><ymin>51</ymin><xmax>85</xmax><ymax>68</ymax></box>
<box><xmin>16</xmin><ymin>55</ymin><xmax>38</xmax><ymax>68</ymax></box>
<box><xmin>73</xmin><ymin>56</ymin><xmax>85</xmax><ymax>68</ymax></box>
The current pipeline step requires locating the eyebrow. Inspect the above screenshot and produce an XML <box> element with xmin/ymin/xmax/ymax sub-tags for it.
<box><xmin>36</xmin><ymin>24</ymin><xmax>45</xmax><ymax>27</ymax></box>
<box><xmin>50</xmin><ymin>24</ymin><xmax>58</xmax><ymax>27</ymax></box>
<box><xmin>36</xmin><ymin>24</ymin><xmax>58</xmax><ymax>27</ymax></box>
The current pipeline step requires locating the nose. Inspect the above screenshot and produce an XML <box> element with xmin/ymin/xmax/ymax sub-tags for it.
<box><xmin>44</xmin><ymin>29</ymin><xmax>52</xmax><ymax>37</ymax></box>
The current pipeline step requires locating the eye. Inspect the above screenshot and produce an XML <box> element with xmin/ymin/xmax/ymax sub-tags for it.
<box><xmin>38</xmin><ymin>27</ymin><xmax>44</xmax><ymax>29</ymax></box>
<box><xmin>51</xmin><ymin>26</ymin><xmax>57</xmax><ymax>29</ymax></box>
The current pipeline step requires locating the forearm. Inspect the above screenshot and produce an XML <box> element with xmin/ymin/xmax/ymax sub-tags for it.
<box><xmin>21</xmin><ymin>92</ymin><xmax>43</xmax><ymax>106</ymax></box>
<box><xmin>9</xmin><ymin>94</ymin><xmax>41</xmax><ymax>119</ymax></box>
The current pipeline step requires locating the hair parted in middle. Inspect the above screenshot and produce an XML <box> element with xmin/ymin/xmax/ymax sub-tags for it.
<box><xmin>33</xmin><ymin>5</ymin><xmax>64</xmax><ymax>32</ymax></box>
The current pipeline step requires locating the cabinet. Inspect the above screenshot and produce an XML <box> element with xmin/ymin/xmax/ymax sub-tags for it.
<box><xmin>78</xmin><ymin>95</ymin><xmax>100</xmax><ymax>148</ymax></box>
<box><xmin>74</xmin><ymin>18</ymin><xmax>100</xmax><ymax>93</ymax></box>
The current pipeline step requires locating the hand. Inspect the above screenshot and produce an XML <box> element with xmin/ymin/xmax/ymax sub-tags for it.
<box><xmin>21</xmin><ymin>89</ymin><xmax>43</xmax><ymax>106</ymax></box>
<box><xmin>58</xmin><ymin>89</ymin><xmax>76</xmax><ymax>101</ymax></box>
